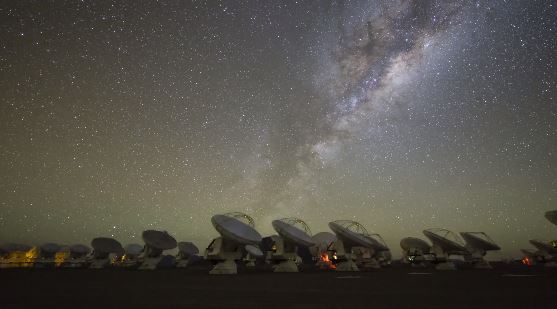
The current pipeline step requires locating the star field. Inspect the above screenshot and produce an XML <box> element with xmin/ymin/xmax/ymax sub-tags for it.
<box><xmin>0</xmin><ymin>0</ymin><xmax>556</xmax><ymax>257</ymax></box>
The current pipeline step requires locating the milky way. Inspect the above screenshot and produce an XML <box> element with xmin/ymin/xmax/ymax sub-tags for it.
<box><xmin>1</xmin><ymin>1</ymin><xmax>555</xmax><ymax>257</ymax></box>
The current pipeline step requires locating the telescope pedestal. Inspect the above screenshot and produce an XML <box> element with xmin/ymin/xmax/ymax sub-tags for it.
<box><xmin>436</xmin><ymin>261</ymin><xmax>457</xmax><ymax>270</ymax></box>
<box><xmin>210</xmin><ymin>259</ymin><xmax>237</xmax><ymax>274</ymax></box>
<box><xmin>206</xmin><ymin>237</ymin><xmax>242</xmax><ymax>275</ymax></box>
<box><xmin>273</xmin><ymin>259</ymin><xmax>298</xmax><ymax>272</ymax></box>
<box><xmin>138</xmin><ymin>256</ymin><xmax>162</xmax><ymax>270</ymax></box>
<box><xmin>176</xmin><ymin>258</ymin><xmax>190</xmax><ymax>268</ymax></box>
<box><xmin>332</xmin><ymin>240</ymin><xmax>360</xmax><ymax>272</ymax></box>
<box><xmin>270</xmin><ymin>239</ymin><xmax>300</xmax><ymax>272</ymax></box>
<box><xmin>336</xmin><ymin>258</ymin><xmax>359</xmax><ymax>271</ymax></box>
<box><xmin>472</xmin><ymin>259</ymin><xmax>493</xmax><ymax>269</ymax></box>
<box><xmin>90</xmin><ymin>258</ymin><xmax>110</xmax><ymax>269</ymax></box>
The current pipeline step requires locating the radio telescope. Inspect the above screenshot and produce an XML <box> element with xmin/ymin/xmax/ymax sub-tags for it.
<box><xmin>63</xmin><ymin>244</ymin><xmax>90</xmax><ymax>268</ymax></box>
<box><xmin>244</xmin><ymin>244</ymin><xmax>263</xmax><ymax>267</ymax></box>
<box><xmin>90</xmin><ymin>237</ymin><xmax>124</xmax><ymax>269</ymax></box>
<box><xmin>139</xmin><ymin>230</ymin><xmax>177</xmax><ymax>270</ymax></box>
<box><xmin>309</xmin><ymin>232</ymin><xmax>337</xmax><ymax>269</ymax></box>
<box><xmin>206</xmin><ymin>212</ymin><xmax>263</xmax><ymax>274</ymax></box>
<box><xmin>423</xmin><ymin>228</ymin><xmax>468</xmax><ymax>270</ymax></box>
<box><xmin>36</xmin><ymin>243</ymin><xmax>62</xmax><ymax>268</ymax></box>
<box><xmin>328</xmin><ymin>220</ymin><xmax>377</xmax><ymax>271</ymax></box>
<box><xmin>268</xmin><ymin>217</ymin><xmax>314</xmax><ymax>272</ymax></box>
<box><xmin>359</xmin><ymin>233</ymin><xmax>391</xmax><ymax>268</ymax></box>
<box><xmin>529</xmin><ymin>239</ymin><xmax>557</xmax><ymax>267</ymax></box>
<box><xmin>545</xmin><ymin>210</ymin><xmax>557</xmax><ymax>226</ymax></box>
<box><xmin>400</xmin><ymin>237</ymin><xmax>432</xmax><ymax>267</ymax></box>
<box><xmin>118</xmin><ymin>243</ymin><xmax>143</xmax><ymax>268</ymax></box>
<box><xmin>176</xmin><ymin>242</ymin><xmax>199</xmax><ymax>268</ymax></box>
<box><xmin>0</xmin><ymin>243</ymin><xmax>36</xmax><ymax>268</ymax></box>
<box><xmin>460</xmin><ymin>232</ymin><xmax>501</xmax><ymax>269</ymax></box>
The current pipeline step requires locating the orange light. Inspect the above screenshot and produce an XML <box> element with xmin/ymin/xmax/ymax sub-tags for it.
<box><xmin>521</xmin><ymin>256</ymin><xmax>532</xmax><ymax>266</ymax></box>
<box><xmin>320</xmin><ymin>252</ymin><xmax>336</xmax><ymax>270</ymax></box>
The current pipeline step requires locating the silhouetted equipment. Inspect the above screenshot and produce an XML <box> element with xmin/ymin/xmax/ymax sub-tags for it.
<box><xmin>545</xmin><ymin>210</ymin><xmax>557</xmax><ymax>226</ymax></box>
<box><xmin>206</xmin><ymin>212</ymin><xmax>263</xmax><ymax>274</ymax></box>
<box><xmin>529</xmin><ymin>239</ymin><xmax>557</xmax><ymax>255</ymax></box>
<box><xmin>328</xmin><ymin>220</ymin><xmax>376</xmax><ymax>271</ymax></box>
<box><xmin>139</xmin><ymin>230</ymin><xmax>177</xmax><ymax>270</ymax></box>
<box><xmin>116</xmin><ymin>243</ymin><xmax>143</xmax><ymax>268</ymax></box>
<box><xmin>309</xmin><ymin>232</ymin><xmax>337</xmax><ymax>269</ymax></box>
<box><xmin>0</xmin><ymin>243</ymin><xmax>36</xmax><ymax>268</ymax></box>
<box><xmin>400</xmin><ymin>237</ymin><xmax>433</xmax><ymax>267</ymax></box>
<box><xmin>267</xmin><ymin>218</ymin><xmax>314</xmax><ymax>272</ymax></box>
<box><xmin>359</xmin><ymin>233</ymin><xmax>391</xmax><ymax>268</ymax></box>
<box><xmin>461</xmin><ymin>232</ymin><xmax>501</xmax><ymax>269</ymax></box>
<box><xmin>36</xmin><ymin>243</ymin><xmax>62</xmax><ymax>268</ymax></box>
<box><xmin>423</xmin><ymin>228</ymin><xmax>467</xmax><ymax>270</ymax></box>
<box><xmin>62</xmin><ymin>244</ymin><xmax>90</xmax><ymax>268</ymax></box>
<box><xmin>90</xmin><ymin>237</ymin><xmax>124</xmax><ymax>269</ymax></box>
<box><xmin>176</xmin><ymin>242</ymin><xmax>200</xmax><ymax>268</ymax></box>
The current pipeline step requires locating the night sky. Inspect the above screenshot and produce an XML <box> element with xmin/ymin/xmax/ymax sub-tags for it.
<box><xmin>1</xmin><ymin>1</ymin><xmax>556</xmax><ymax>257</ymax></box>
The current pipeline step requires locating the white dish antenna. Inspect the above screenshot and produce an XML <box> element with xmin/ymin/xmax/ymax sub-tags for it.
<box><xmin>139</xmin><ymin>230</ymin><xmax>177</xmax><ymax>270</ymax></box>
<box><xmin>90</xmin><ymin>237</ymin><xmax>123</xmax><ymax>269</ymax></box>
<box><xmin>245</xmin><ymin>244</ymin><xmax>263</xmax><ymax>258</ymax></box>
<box><xmin>272</xmin><ymin>218</ymin><xmax>314</xmax><ymax>247</ymax></box>
<box><xmin>423</xmin><ymin>228</ymin><xmax>467</xmax><ymax>270</ymax></box>
<box><xmin>211</xmin><ymin>213</ymin><xmax>262</xmax><ymax>245</ymax></box>
<box><xmin>329</xmin><ymin>220</ymin><xmax>375</xmax><ymax>249</ymax></box>
<box><xmin>178</xmin><ymin>242</ymin><xmax>199</xmax><ymax>256</ymax></box>
<box><xmin>175</xmin><ymin>241</ymin><xmax>200</xmax><ymax>268</ymax></box>
<box><xmin>400</xmin><ymin>237</ymin><xmax>432</xmax><ymax>266</ymax></box>
<box><xmin>545</xmin><ymin>210</ymin><xmax>557</xmax><ymax>226</ymax></box>
<box><xmin>142</xmin><ymin>230</ymin><xmax>177</xmax><ymax>251</ymax></box>
<box><xmin>400</xmin><ymin>237</ymin><xmax>431</xmax><ymax>252</ymax></box>
<box><xmin>328</xmin><ymin>220</ymin><xmax>376</xmax><ymax>271</ymax></box>
<box><xmin>460</xmin><ymin>232</ymin><xmax>501</xmax><ymax>251</ymax></box>
<box><xmin>530</xmin><ymin>239</ymin><xmax>557</xmax><ymax>255</ymax></box>
<box><xmin>423</xmin><ymin>228</ymin><xmax>467</xmax><ymax>254</ymax></box>
<box><xmin>91</xmin><ymin>237</ymin><xmax>124</xmax><ymax>255</ymax></box>
<box><xmin>206</xmin><ymin>212</ymin><xmax>263</xmax><ymax>274</ymax></box>
<box><xmin>460</xmin><ymin>232</ymin><xmax>500</xmax><ymax>269</ymax></box>
<box><xmin>364</xmin><ymin>233</ymin><xmax>390</xmax><ymax>252</ymax></box>
<box><xmin>269</xmin><ymin>217</ymin><xmax>314</xmax><ymax>272</ymax></box>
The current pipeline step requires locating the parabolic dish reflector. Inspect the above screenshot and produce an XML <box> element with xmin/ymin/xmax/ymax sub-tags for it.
<box><xmin>142</xmin><ymin>230</ymin><xmax>177</xmax><ymax>250</ymax></box>
<box><xmin>272</xmin><ymin>218</ymin><xmax>314</xmax><ymax>247</ymax></box>
<box><xmin>530</xmin><ymin>239</ymin><xmax>557</xmax><ymax>254</ymax></box>
<box><xmin>400</xmin><ymin>237</ymin><xmax>430</xmax><ymax>251</ymax></box>
<box><xmin>245</xmin><ymin>244</ymin><xmax>263</xmax><ymax>257</ymax></box>
<box><xmin>69</xmin><ymin>244</ymin><xmax>90</xmax><ymax>255</ymax></box>
<box><xmin>211</xmin><ymin>214</ymin><xmax>262</xmax><ymax>245</ymax></box>
<box><xmin>40</xmin><ymin>243</ymin><xmax>62</xmax><ymax>254</ymax></box>
<box><xmin>124</xmin><ymin>244</ymin><xmax>144</xmax><ymax>255</ymax></box>
<box><xmin>178</xmin><ymin>242</ymin><xmax>199</xmax><ymax>255</ymax></box>
<box><xmin>545</xmin><ymin>210</ymin><xmax>557</xmax><ymax>226</ymax></box>
<box><xmin>423</xmin><ymin>228</ymin><xmax>467</xmax><ymax>253</ymax></box>
<box><xmin>364</xmin><ymin>233</ymin><xmax>389</xmax><ymax>251</ymax></box>
<box><xmin>0</xmin><ymin>243</ymin><xmax>32</xmax><ymax>253</ymax></box>
<box><xmin>91</xmin><ymin>237</ymin><xmax>123</xmax><ymax>254</ymax></box>
<box><xmin>460</xmin><ymin>232</ymin><xmax>501</xmax><ymax>251</ymax></box>
<box><xmin>329</xmin><ymin>221</ymin><xmax>375</xmax><ymax>248</ymax></box>
<box><xmin>312</xmin><ymin>232</ymin><xmax>336</xmax><ymax>246</ymax></box>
